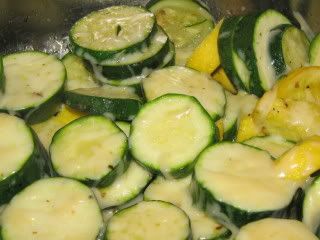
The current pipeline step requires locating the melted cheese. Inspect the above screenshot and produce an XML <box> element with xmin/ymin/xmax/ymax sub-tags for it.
<box><xmin>130</xmin><ymin>95</ymin><xmax>213</xmax><ymax>174</ymax></box>
<box><xmin>0</xmin><ymin>52</ymin><xmax>65</xmax><ymax>110</ymax></box>
<box><xmin>236</xmin><ymin>218</ymin><xmax>318</xmax><ymax>240</ymax></box>
<box><xmin>143</xmin><ymin>66</ymin><xmax>225</xmax><ymax>118</ymax></box>
<box><xmin>50</xmin><ymin>116</ymin><xmax>127</xmax><ymax>180</ymax></box>
<box><xmin>107</xmin><ymin>201</ymin><xmax>190</xmax><ymax>240</ymax></box>
<box><xmin>0</xmin><ymin>113</ymin><xmax>34</xmax><ymax>180</ymax></box>
<box><xmin>195</xmin><ymin>143</ymin><xmax>300</xmax><ymax>211</ymax></box>
<box><xmin>1</xmin><ymin>178</ymin><xmax>103</xmax><ymax>240</ymax></box>
<box><xmin>144</xmin><ymin>176</ymin><xmax>228</xmax><ymax>240</ymax></box>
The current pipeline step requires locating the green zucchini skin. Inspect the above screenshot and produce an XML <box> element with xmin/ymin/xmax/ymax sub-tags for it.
<box><xmin>0</xmin><ymin>129</ymin><xmax>46</xmax><ymax>205</ymax></box>
<box><xmin>101</xmin><ymin>36</ymin><xmax>170</xmax><ymax>80</ymax></box>
<box><xmin>64</xmin><ymin>91</ymin><xmax>143</xmax><ymax>122</ymax></box>
<box><xmin>310</xmin><ymin>33</ymin><xmax>320</xmax><ymax>66</ymax></box>
<box><xmin>191</xmin><ymin>176</ymin><xmax>296</xmax><ymax>228</ymax></box>
<box><xmin>218</xmin><ymin>16</ymin><xmax>247</xmax><ymax>92</ymax></box>
<box><xmin>233</xmin><ymin>14</ymin><xmax>263</xmax><ymax>97</ymax></box>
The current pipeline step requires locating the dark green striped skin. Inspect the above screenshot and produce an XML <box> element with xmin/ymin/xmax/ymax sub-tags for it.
<box><xmin>0</xmin><ymin>129</ymin><xmax>46</xmax><ymax>205</ymax></box>
<box><xmin>191</xmin><ymin>176</ymin><xmax>301</xmax><ymax>228</ymax></box>
<box><xmin>269</xmin><ymin>24</ymin><xmax>292</xmax><ymax>76</ymax></box>
<box><xmin>218</xmin><ymin>16</ymin><xmax>246</xmax><ymax>92</ymax></box>
<box><xmin>64</xmin><ymin>91</ymin><xmax>143</xmax><ymax>122</ymax></box>
<box><xmin>101</xmin><ymin>40</ymin><xmax>170</xmax><ymax>80</ymax></box>
<box><xmin>233</xmin><ymin>14</ymin><xmax>265</xmax><ymax>97</ymax></box>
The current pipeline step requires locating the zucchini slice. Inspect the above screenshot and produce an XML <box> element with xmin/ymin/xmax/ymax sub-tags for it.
<box><xmin>130</xmin><ymin>94</ymin><xmax>215</xmax><ymax>178</ymax></box>
<box><xmin>1</xmin><ymin>178</ymin><xmax>104</xmax><ymax>240</ymax></box>
<box><xmin>269</xmin><ymin>25</ymin><xmax>310</xmax><ymax>76</ymax></box>
<box><xmin>303</xmin><ymin>177</ymin><xmax>320</xmax><ymax>236</ymax></box>
<box><xmin>147</xmin><ymin>0</ymin><xmax>213</xmax><ymax>66</ymax></box>
<box><xmin>62</xmin><ymin>53</ymin><xmax>99</xmax><ymax>91</ymax></box>
<box><xmin>223</xmin><ymin>91</ymin><xmax>257</xmax><ymax>141</ymax></box>
<box><xmin>0</xmin><ymin>51</ymin><xmax>65</xmax><ymax>124</ymax></box>
<box><xmin>93</xmin><ymin>161</ymin><xmax>152</xmax><ymax>209</ymax></box>
<box><xmin>143</xmin><ymin>66</ymin><xmax>226</xmax><ymax>120</ymax></box>
<box><xmin>218</xmin><ymin>16</ymin><xmax>251</xmax><ymax>92</ymax></box>
<box><xmin>144</xmin><ymin>176</ymin><xmax>231</xmax><ymax>240</ymax></box>
<box><xmin>236</xmin><ymin>218</ymin><xmax>318</xmax><ymax>240</ymax></box>
<box><xmin>310</xmin><ymin>33</ymin><xmax>320</xmax><ymax>66</ymax></box>
<box><xmin>192</xmin><ymin>142</ymin><xmax>301</xmax><ymax>227</ymax></box>
<box><xmin>64</xmin><ymin>84</ymin><xmax>142</xmax><ymax>121</ymax></box>
<box><xmin>234</xmin><ymin>11</ymin><xmax>291</xmax><ymax>96</ymax></box>
<box><xmin>0</xmin><ymin>56</ymin><xmax>4</xmax><ymax>93</ymax></box>
<box><xmin>100</xmin><ymin>27</ymin><xmax>170</xmax><ymax>80</ymax></box>
<box><xmin>106</xmin><ymin>201</ymin><xmax>191</xmax><ymax>240</ymax></box>
<box><xmin>70</xmin><ymin>6</ymin><xmax>156</xmax><ymax>62</ymax></box>
<box><xmin>0</xmin><ymin>113</ymin><xmax>45</xmax><ymax>204</ymax></box>
<box><xmin>50</xmin><ymin>115</ymin><xmax>128</xmax><ymax>187</ymax></box>
<box><xmin>244</xmin><ymin>135</ymin><xmax>295</xmax><ymax>158</ymax></box>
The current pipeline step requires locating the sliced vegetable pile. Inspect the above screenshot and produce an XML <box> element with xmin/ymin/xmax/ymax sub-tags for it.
<box><xmin>2</xmin><ymin>0</ymin><xmax>320</xmax><ymax>239</ymax></box>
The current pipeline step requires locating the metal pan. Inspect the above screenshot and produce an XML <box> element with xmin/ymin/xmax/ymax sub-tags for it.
<box><xmin>0</xmin><ymin>0</ymin><xmax>318</xmax><ymax>56</ymax></box>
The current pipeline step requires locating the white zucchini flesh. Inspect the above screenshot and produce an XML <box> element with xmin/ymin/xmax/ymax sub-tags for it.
<box><xmin>130</xmin><ymin>94</ymin><xmax>214</xmax><ymax>177</ymax></box>
<box><xmin>1</xmin><ymin>178</ymin><xmax>103</xmax><ymax>240</ymax></box>
<box><xmin>303</xmin><ymin>177</ymin><xmax>320</xmax><ymax>233</ymax></box>
<box><xmin>195</xmin><ymin>142</ymin><xmax>300</xmax><ymax>212</ymax></box>
<box><xmin>62</xmin><ymin>53</ymin><xmax>99</xmax><ymax>91</ymax></box>
<box><xmin>143</xmin><ymin>66</ymin><xmax>226</xmax><ymax>119</ymax></box>
<box><xmin>106</xmin><ymin>201</ymin><xmax>191</xmax><ymax>240</ymax></box>
<box><xmin>100</xmin><ymin>27</ymin><xmax>168</xmax><ymax>66</ymax></box>
<box><xmin>0</xmin><ymin>113</ymin><xmax>34</xmax><ymax>179</ymax></box>
<box><xmin>144</xmin><ymin>176</ymin><xmax>229</xmax><ymax>240</ymax></box>
<box><xmin>223</xmin><ymin>91</ymin><xmax>258</xmax><ymax>131</ymax></box>
<box><xmin>73</xmin><ymin>84</ymin><xmax>140</xmax><ymax>100</ymax></box>
<box><xmin>0</xmin><ymin>52</ymin><xmax>65</xmax><ymax>110</ymax></box>
<box><xmin>50</xmin><ymin>116</ymin><xmax>127</xmax><ymax>181</ymax></box>
<box><xmin>244</xmin><ymin>135</ymin><xmax>295</xmax><ymax>158</ymax></box>
<box><xmin>253</xmin><ymin>10</ymin><xmax>290</xmax><ymax>90</ymax></box>
<box><xmin>236</xmin><ymin>218</ymin><xmax>318</xmax><ymax>240</ymax></box>
<box><xmin>115</xmin><ymin>121</ymin><xmax>131</xmax><ymax>137</ymax></box>
<box><xmin>93</xmin><ymin>161</ymin><xmax>152</xmax><ymax>209</ymax></box>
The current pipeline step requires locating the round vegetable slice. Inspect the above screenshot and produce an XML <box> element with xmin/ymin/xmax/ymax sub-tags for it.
<box><xmin>236</xmin><ymin>218</ymin><xmax>318</xmax><ymax>240</ymax></box>
<box><xmin>193</xmin><ymin>142</ymin><xmax>301</xmax><ymax>227</ymax></box>
<box><xmin>0</xmin><ymin>51</ymin><xmax>65</xmax><ymax>124</ymax></box>
<box><xmin>106</xmin><ymin>201</ymin><xmax>191</xmax><ymax>240</ymax></box>
<box><xmin>143</xmin><ymin>66</ymin><xmax>226</xmax><ymax>120</ymax></box>
<box><xmin>50</xmin><ymin>115</ymin><xmax>128</xmax><ymax>187</ymax></box>
<box><xmin>0</xmin><ymin>113</ymin><xmax>45</xmax><ymax>204</ymax></box>
<box><xmin>130</xmin><ymin>94</ymin><xmax>215</xmax><ymax>178</ymax></box>
<box><xmin>1</xmin><ymin>178</ymin><xmax>104</xmax><ymax>240</ymax></box>
<box><xmin>70</xmin><ymin>6</ymin><xmax>156</xmax><ymax>62</ymax></box>
<box><xmin>93</xmin><ymin>161</ymin><xmax>152</xmax><ymax>209</ymax></box>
